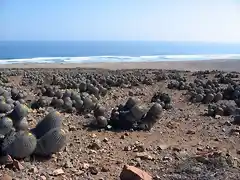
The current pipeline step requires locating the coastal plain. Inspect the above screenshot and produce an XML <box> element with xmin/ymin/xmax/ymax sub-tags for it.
<box><xmin>0</xmin><ymin>59</ymin><xmax>240</xmax><ymax>180</ymax></box>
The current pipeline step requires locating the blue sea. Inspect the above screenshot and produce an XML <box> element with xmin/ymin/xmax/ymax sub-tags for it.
<box><xmin>1</xmin><ymin>41</ymin><xmax>240</xmax><ymax>64</ymax></box>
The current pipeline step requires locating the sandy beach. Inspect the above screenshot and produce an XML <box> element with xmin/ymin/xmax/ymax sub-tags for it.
<box><xmin>0</xmin><ymin>59</ymin><xmax>240</xmax><ymax>72</ymax></box>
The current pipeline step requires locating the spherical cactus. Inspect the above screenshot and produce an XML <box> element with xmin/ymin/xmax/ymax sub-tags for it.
<box><xmin>203</xmin><ymin>93</ymin><xmax>214</xmax><ymax>104</ymax></box>
<box><xmin>0</xmin><ymin>117</ymin><xmax>13</xmax><ymax>136</ymax></box>
<box><xmin>215</xmin><ymin>106</ymin><xmax>224</xmax><ymax>116</ymax></box>
<box><xmin>96</xmin><ymin>116</ymin><xmax>108</xmax><ymax>128</ymax></box>
<box><xmin>124</xmin><ymin>97</ymin><xmax>139</xmax><ymax>110</ymax></box>
<box><xmin>0</xmin><ymin>96</ymin><xmax>5</xmax><ymax>102</ymax></box>
<box><xmin>34</xmin><ymin>128</ymin><xmax>66</xmax><ymax>157</ymax></box>
<box><xmin>79</xmin><ymin>82</ymin><xmax>87</xmax><ymax>92</ymax></box>
<box><xmin>235</xmin><ymin>99</ymin><xmax>240</xmax><ymax>107</ymax></box>
<box><xmin>5</xmin><ymin>98</ymin><xmax>14</xmax><ymax>105</ymax></box>
<box><xmin>204</xmin><ymin>88</ymin><xmax>212</xmax><ymax>94</ymax></box>
<box><xmin>138</xmin><ymin>103</ymin><xmax>163</xmax><ymax>131</ymax></box>
<box><xmin>31</xmin><ymin>111</ymin><xmax>63</xmax><ymax>139</ymax></box>
<box><xmin>196</xmin><ymin>87</ymin><xmax>204</xmax><ymax>94</ymax></box>
<box><xmin>160</xmin><ymin>93</ymin><xmax>171</xmax><ymax>104</ymax></box>
<box><xmin>0</xmin><ymin>102</ymin><xmax>11</xmax><ymax>113</ymax></box>
<box><xmin>63</xmin><ymin>99</ymin><xmax>73</xmax><ymax>112</ymax></box>
<box><xmin>74</xmin><ymin>99</ymin><xmax>83</xmax><ymax>111</ymax></box>
<box><xmin>164</xmin><ymin>103</ymin><xmax>173</xmax><ymax>110</ymax></box>
<box><xmin>93</xmin><ymin>105</ymin><xmax>106</xmax><ymax>118</ymax></box>
<box><xmin>214</xmin><ymin>92</ymin><xmax>223</xmax><ymax>102</ymax></box>
<box><xmin>208</xmin><ymin>107</ymin><xmax>215</xmax><ymax>117</ymax></box>
<box><xmin>91</xmin><ymin>94</ymin><xmax>98</xmax><ymax>103</ymax></box>
<box><xmin>8</xmin><ymin>104</ymin><xmax>29</xmax><ymax>123</ymax></box>
<box><xmin>62</xmin><ymin>90</ymin><xmax>72</xmax><ymax>99</ymax></box>
<box><xmin>55</xmin><ymin>90</ymin><xmax>63</xmax><ymax>99</ymax></box>
<box><xmin>99</xmin><ymin>86</ymin><xmax>107</xmax><ymax>96</ymax></box>
<box><xmin>233</xmin><ymin>115</ymin><xmax>240</xmax><ymax>125</ymax></box>
<box><xmin>0</xmin><ymin>87</ymin><xmax>4</xmax><ymax>96</ymax></box>
<box><xmin>3</xmin><ymin>91</ymin><xmax>11</xmax><ymax>99</ymax></box>
<box><xmin>4</xmin><ymin>131</ymin><xmax>37</xmax><ymax>159</ymax></box>
<box><xmin>147</xmin><ymin>103</ymin><xmax>163</xmax><ymax>117</ymax></box>
<box><xmin>71</xmin><ymin>92</ymin><xmax>81</xmax><ymax>101</ymax></box>
<box><xmin>56</xmin><ymin>98</ymin><xmax>64</xmax><ymax>108</ymax></box>
<box><xmin>224</xmin><ymin>104</ymin><xmax>236</xmax><ymax>116</ymax></box>
<box><xmin>130</xmin><ymin>105</ymin><xmax>146</xmax><ymax>121</ymax></box>
<box><xmin>1</xmin><ymin>129</ymin><xmax>17</xmax><ymax>153</ymax></box>
<box><xmin>14</xmin><ymin>117</ymin><xmax>29</xmax><ymax>131</ymax></box>
<box><xmin>195</xmin><ymin>94</ymin><xmax>204</xmax><ymax>102</ymax></box>
<box><xmin>83</xmin><ymin>97</ymin><xmax>94</xmax><ymax>111</ymax></box>
<box><xmin>137</xmin><ymin>123</ymin><xmax>151</xmax><ymax>131</ymax></box>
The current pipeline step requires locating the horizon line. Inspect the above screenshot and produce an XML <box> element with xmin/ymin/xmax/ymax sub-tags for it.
<box><xmin>1</xmin><ymin>40</ymin><xmax>240</xmax><ymax>44</ymax></box>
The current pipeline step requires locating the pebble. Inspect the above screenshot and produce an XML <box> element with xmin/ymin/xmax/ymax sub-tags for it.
<box><xmin>124</xmin><ymin>146</ymin><xmax>132</xmax><ymax>151</ymax></box>
<box><xmin>64</xmin><ymin>160</ymin><xmax>73</xmax><ymax>168</ymax></box>
<box><xmin>186</xmin><ymin>130</ymin><xmax>195</xmax><ymax>134</ymax></box>
<box><xmin>40</xmin><ymin>176</ymin><xmax>47</xmax><ymax>180</ymax></box>
<box><xmin>157</xmin><ymin>144</ymin><xmax>169</xmax><ymax>150</ymax></box>
<box><xmin>69</xmin><ymin>125</ymin><xmax>77</xmax><ymax>131</ymax></box>
<box><xmin>224</xmin><ymin>121</ymin><xmax>232</xmax><ymax>126</ymax></box>
<box><xmin>120</xmin><ymin>165</ymin><xmax>152</xmax><ymax>180</ymax></box>
<box><xmin>103</xmin><ymin>137</ymin><xmax>109</xmax><ymax>143</ymax></box>
<box><xmin>0</xmin><ymin>174</ymin><xmax>12</xmax><ymax>180</ymax></box>
<box><xmin>29</xmin><ymin>166</ymin><xmax>38</xmax><ymax>173</ymax></box>
<box><xmin>215</xmin><ymin>115</ymin><xmax>221</xmax><ymax>119</ymax></box>
<box><xmin>52</xmin><ymin>168</ymin><xmax>64</xmax><ymax>176</ymax></box>
<box><xmin>88</xmin><ymin>139</ymin><xmax>102</xmax><ymax>150</ymax></box>
<box><xmin>101</xmin><ymin>165</ymin><xmax>109</xmax><ymax>172</ymax></box>
<box><xmin>82</xmin><ymin>163</ymin><xmax>90</xmax><ymax>169</ymax></box>
<box><xmin>120</xmin><ymin>135</ymin><xmax>125</xmax><ymax>139</ymax></box>
<box><xmin>133</xmin><ymin>145</ymin><xmax>145</xmax><ymax>152</ymax></box>
<box><xmin>91</xmin><ymin>134</ymin><xmax>97</xmax><ymax>138</ymax></box>
<box><xmin>13</xmin><ymin>160</ymin><xmax>24</xmax><ymax>171</ymax></box>
<box><xmin>162</xmin><ymin>156</ymin><xmax>172</xmax><ymax>161</ymax></box>
<box><xmin>89</xmin><ymin>166</ymin><xmax>98</xmax><ymax>175</ymax></box>
<box><xmin>136</xmin><ymin>152</ymin><xmax>154</xmax><ymax>160</ymax></box>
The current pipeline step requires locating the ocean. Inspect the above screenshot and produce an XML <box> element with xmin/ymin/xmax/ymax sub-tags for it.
<box><xmin>1</xmin><ymin>41</ymin><xmax>240</xmax><ymax>64</ymax></box>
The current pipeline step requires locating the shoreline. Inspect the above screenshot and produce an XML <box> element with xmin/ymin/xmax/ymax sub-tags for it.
<box><xmin>0</xmin><ymin>59</ymin><xmax>239</xmax><ymax>72</ymax></box>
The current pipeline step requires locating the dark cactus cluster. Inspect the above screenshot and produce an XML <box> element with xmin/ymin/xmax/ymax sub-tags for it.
<box><xmin>167</xmin><ymin>80</ymin><xmax>190</xmax><ymax>90</ymax></box>
<box><xmin>215</xmin><ymin>72</ymin><xmax>239</xmax><ymax>85</ymax></box>
<box><xmin>167</xmin><ymin>74</ymin><xmax>194</xmax><ymax>91</ymax></box>
<box><xmin>188</xmin><ymin>79</ymin><xmax>222</xmax><ymax>104</ymax></box>
<box><xmin>19</xmin><ymin>68</ymin><xmax>186</xmax><ymax>89</ymax></box>
<box><xmin>0</xmin><ymin>108</ymin><xmax>66</xmax><ymax>160</ymax></box>
<box><xmin>223</xmin><ymin>84</ymin><xmax>240</xmax><ymax>101</ymax></box>
<box><xmin>31</xmin><ymin>86</ymin><xmax>105</xmax><ymax>114</ymax></box>
<box><xmin>192</xmin><ymin>70</ymin><xmax>211</xmax><ymax>76</ymax></box>
<box><xmin>0</xmin><ymin>87</ymin><xmax>29</xmax><ymax>115</ymax></box>
<box><xmin>207</xmin><ymin>103</ymin><xmax>237</xmax><ymax>117</ymax></box>
<box><xmin>91</xmin><ymin>97</ymin><xmax>163</xmax><ymax>131</ymax></box>
<box><xmin>151</xmin><ymin>92</ymin><xmax>172</xmax><ymax>110</ymax></box>
<box><xmin>167</xmin><ymin>72</ymin><xmax>240</xmax><ymax>105</ymax></box>
<box><xmin>0</xmin><ymin>72</ymin><xmax>9</xmax><ymax>84</ymax></box>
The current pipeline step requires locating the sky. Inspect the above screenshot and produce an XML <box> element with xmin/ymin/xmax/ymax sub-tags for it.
<box><xmin>1</xmin><ymin>0</ymin><xmax>240</xmax><ymax>42</ymax></box>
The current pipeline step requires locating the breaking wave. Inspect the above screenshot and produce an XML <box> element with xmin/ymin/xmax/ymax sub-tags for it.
<box><xmin>0</xmin><ymin>54</ymin><xmax>240</xmax><ymax>64</ymax></box>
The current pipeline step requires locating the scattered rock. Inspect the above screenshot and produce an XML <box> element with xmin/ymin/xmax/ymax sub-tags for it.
<box><xmin>0</xmin><ymin>174</ymin><xmax>12</xmax><ymax>180</ymax></box>
<box><xmin>89</xmin><ymin>166</ymin><xmax>98</xmax><ymax>175</ymax></box>
<box><xmin>88</xmin><ymin>139</ymin><xmax>102</xmax><ymax>150</ymax></box>
<box><xmin>13</xmin><ymin>160</ymin><xmax>24</xmax><ymax>171</ymax></box>
<box><xmin>136</xmin><ymin>152</ymin><xmax>154</xmax><ymax>160</ymax></box>
<box><xmin>52</xmin><ymin>168</ymin><xmax>64</xmax><ymax>176</ymax></box>
<box><xmin>29</xmin><ymin>166</ymin><xmax>38</xmax><ymax>173</ymax></box>
<box><xmin>120</xmin><ymin>165</ymin><xmax>152</xmax><ymax>180</ymax></box>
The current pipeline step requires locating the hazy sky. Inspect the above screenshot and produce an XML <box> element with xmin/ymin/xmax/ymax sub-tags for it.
<box><xmin>1</xmin><ymin>0</ymin><xmax>240</xmax><ymax>42</ymax></box>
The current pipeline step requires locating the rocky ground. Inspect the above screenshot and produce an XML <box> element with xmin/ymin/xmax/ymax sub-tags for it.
<box><xmin>0</xmin><ymin>67</ymin><xmax>240</xmax><ymax>180</ymax></box>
